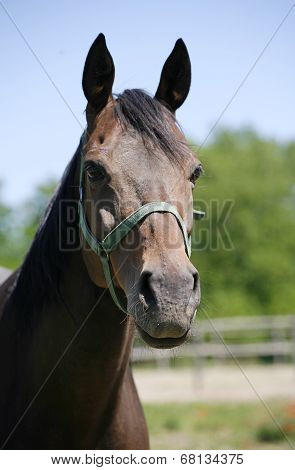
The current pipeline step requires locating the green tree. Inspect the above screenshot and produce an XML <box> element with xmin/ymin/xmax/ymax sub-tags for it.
<box><xmin>0</xmin><ymin>182</ymin><xmax>15</xmax><ymax>268</ymax></box>
<box><xmin>0</xmin><ymin>179</ymin><xmax>57</xmax><ymax>270</ymax></box>
<box><xmin>192</xmin><ymin>128</ymin><xmax>295</xmax><ymax>317</ymax></box>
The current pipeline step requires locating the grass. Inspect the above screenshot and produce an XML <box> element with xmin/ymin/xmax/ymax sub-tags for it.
<box><xmin>143</xmin><ymin>401</ymin><xmax>295</xmax><ymax>450</ymax></box>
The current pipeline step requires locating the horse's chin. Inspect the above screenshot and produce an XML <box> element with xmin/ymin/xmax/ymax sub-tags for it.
<box><xmin>136</xmin><ymin>324</ymin><xmax>189</xmax><ymax>349</ymax></box>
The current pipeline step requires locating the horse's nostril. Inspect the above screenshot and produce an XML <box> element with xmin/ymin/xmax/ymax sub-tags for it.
<box><xmin>139</xmin><ymin>270</ymin><xmax>155</xmax><ymax>305</ymax></box>
<box><xmin>140</xmin><ymin>270</ymin><xmax>152</xmax><ymax>290</ymax></box>
<box><xmin>193</xmin><ymin>270</ymin><xmax>199</xmax><ymax>291</ymax></box>
<box><xmin>139</xmin><ymin>267</ymin><xmax>199</xmax><ymax>308</ymax></box>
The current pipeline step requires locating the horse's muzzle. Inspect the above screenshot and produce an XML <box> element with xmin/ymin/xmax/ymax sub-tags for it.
<box><xmin>131</xmin><ymin>264</ymin><xmax>200</xmax><ymax>348</ymax></box>
<box><xmin>136</xmin><ymin>324</ymin><xmax>190</xmax><ymax>349</ymax></box>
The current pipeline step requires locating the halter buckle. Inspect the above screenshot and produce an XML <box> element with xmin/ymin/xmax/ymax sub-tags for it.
<box><xmin>193</xmin><ymin>209</ymin><xmax>206</xmax><ymax>220</ymax></box>
<box><xmin>79</xmin><ymin>186</ymin><xmax>83</xmax><ymax>202</ymax></box>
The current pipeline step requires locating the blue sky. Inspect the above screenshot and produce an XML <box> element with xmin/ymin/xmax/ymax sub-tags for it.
<box><xmin>0</xmin><ymin>0</ymin><xmax>294</xmax><ymax>204</ymax></box>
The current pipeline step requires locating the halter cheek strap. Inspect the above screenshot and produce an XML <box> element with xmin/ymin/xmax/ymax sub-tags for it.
<box><xmin>78</xmin><ymin>133</ymin><xmax>205</xmax><ymax>314</ymax></box>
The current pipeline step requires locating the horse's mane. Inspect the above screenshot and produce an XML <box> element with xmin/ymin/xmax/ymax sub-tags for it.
<box><xmin>9</xmin><ymin>140</ymin><xmax>82</xmax><ymax>320</ymax></box>
<box><xmin>8</xmin><ymin>89</ymin><xmax>188</xmax><ymax>319</ymax></box>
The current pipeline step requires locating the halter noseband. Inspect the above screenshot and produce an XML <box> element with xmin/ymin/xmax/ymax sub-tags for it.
<box><xmin>78</xmin><ymin>133</ymin><xmax>205</xmax><ymax>314</ymax></box>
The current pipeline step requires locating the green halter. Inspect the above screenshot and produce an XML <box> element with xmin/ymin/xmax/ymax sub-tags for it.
<box><xmin>78</xmin><ymin>133</ymin><xmax>205</xmax><ymax>313</ymax></box>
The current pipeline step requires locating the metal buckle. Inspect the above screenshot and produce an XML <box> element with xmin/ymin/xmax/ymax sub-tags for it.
<box><xmin>79</xmin><ymin>186</ymin><xmax>83</xmax><ymax>202</ymax></box>
<box><xmin>193</xmin><ymin>209</ymin><xmax>205</xmax><ymax>220</ymax></box>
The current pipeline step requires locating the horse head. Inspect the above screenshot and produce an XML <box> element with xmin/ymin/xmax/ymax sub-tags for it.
<box><xmin>80</xmin><ymin>34</ymin><xmax>203</xmax><ymax>349</ymax></box>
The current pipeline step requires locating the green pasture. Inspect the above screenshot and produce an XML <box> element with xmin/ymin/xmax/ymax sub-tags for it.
<box><xmin>143</xmin><ymin>401</ymin><xmax>295</xmax><ymax>450</ymax></box>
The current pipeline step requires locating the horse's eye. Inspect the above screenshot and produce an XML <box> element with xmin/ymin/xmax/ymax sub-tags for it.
<box><xmin>190</xmin><ymin>165</ymin><xmax>203</xmax><ymax>186</ymax></box>
<box><xmin>85</xmin><ymin>162</ymin><xmax>106</xmax><ymax>182</ymax></box>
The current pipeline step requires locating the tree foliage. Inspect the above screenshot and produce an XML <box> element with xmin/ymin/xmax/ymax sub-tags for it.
<box><xmin>192</xmin><ymin>128</ymin><xmax>295</xmax><ymax>316</ymax></box>
<box><xmin>0</xmin><ymin>179</ymin><xmax>57</xmax><ymax>270</ymax></box>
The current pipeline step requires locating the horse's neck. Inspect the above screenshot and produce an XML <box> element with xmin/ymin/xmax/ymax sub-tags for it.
<box><xmin>1</xmin><ymin>249</ymin><xmax>135</xmax><ymax>446</ymax></box>
<box><xmin>34</xmin><ymin>248</ymin><xmax>134</xmax><ymax>394</ymax></box>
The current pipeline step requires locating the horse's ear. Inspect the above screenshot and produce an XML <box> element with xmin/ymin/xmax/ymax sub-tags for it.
<box><xmin>155</xmin><ymin>38</ymin><xmax>191</xmax><ymax>112</ymax></box>
<box><xmin>82</xmin><ymin>33</ymin><xmax>115</xmax><ymax>112</ymax></box>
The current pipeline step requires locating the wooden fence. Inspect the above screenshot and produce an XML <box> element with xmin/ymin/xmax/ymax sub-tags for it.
<box><xmin>132</xmin><ymin>314</ymin><xmax>295</xmax><ymax>365</ymax></box>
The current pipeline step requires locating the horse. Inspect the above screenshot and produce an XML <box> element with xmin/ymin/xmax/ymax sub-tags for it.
<box><xmin>0</xmin><ymin>33</ymin><xmax>203</xmax><ymax>449</ymax></box>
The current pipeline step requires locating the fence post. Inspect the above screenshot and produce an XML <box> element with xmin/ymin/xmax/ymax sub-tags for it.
<box><xmin>192</xmin><ymin>324</ymin><xmax>205</xmax><ymax>389</ymax></box>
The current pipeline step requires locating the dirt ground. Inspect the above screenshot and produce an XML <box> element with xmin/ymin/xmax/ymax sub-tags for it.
<box><xmin>133</xmin><ymin>363</ymin><xmax>295</xmax><ymax>403</ymax></box>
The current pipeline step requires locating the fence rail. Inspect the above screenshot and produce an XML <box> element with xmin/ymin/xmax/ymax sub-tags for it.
<box><xmin>132</xmin><ymin>314</ymin><xmax>295</xmax><ymax>364</ymax></box>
